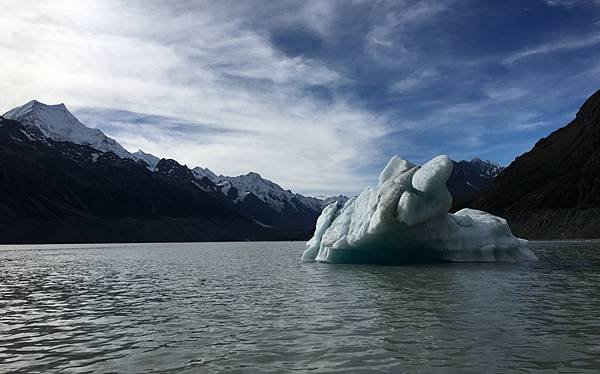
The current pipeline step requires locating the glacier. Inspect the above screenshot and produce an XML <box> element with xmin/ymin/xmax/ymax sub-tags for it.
<box><xmin>302</xmin><ymin>155</ymin><xmax>537</xmax><ymax>264</ymax></box>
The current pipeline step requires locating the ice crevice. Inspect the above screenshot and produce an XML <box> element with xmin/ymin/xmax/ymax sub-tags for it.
<box><xmin>302</xmin><ymin>155</ymin><xmax>537</xmax><ymax>264</ymax></box>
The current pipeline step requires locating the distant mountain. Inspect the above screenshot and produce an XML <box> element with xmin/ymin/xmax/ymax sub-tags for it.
<box><xmin>192</xmin><ymin>166</ymin><xmax>348</xmax><ymax>213</ymax></box>
<box><xmin>0</xmin><ymin>115</ymin><xmax>281</xmax><ymax>243</ymax></box>
<box><xmin>471</xmin><ymin>88</ymin><xmax>600</xmax><ymax>239</ymax></box>
<box><xmin>220</xmin><ymin>172</ymin><xmax>324</xmax><ymax>211</ymax></box>
<box><xmin>321</xmin><ymin>195</ymin><xmax>350</xmax><ymax>207</ymax></box>
<box><xmin>0</xmin><ymin>100</ymin><xmax>346</xmax><ymax>243</ymax></box>
<box><xmin>0</xmin><ymin>113</ymin><xmax>327</xmax><ymax>243</ymax></box>
<box><xmin>447</xmin><ymin>158</ymin><xmax>504</xmax><ymax>210</ymax></box>
<box><xmin>190</xmin><ymin>168</ymin><xmax>350</xmax><ymax>230</ymax></box>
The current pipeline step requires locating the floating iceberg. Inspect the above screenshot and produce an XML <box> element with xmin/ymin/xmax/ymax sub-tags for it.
<box><xmin>302</xmin><ymin>155</ymin><xmax>537</xmax><ymax>264</ymax></box>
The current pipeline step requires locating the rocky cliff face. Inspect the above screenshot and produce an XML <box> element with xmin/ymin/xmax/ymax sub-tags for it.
<box><xmin>470</xmin><ymin>89</ymin><xmax>600</xmax><ymax>239</ymax></box>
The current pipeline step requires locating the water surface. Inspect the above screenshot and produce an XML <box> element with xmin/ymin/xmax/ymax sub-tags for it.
<box><xmin>1</xmin><ymin>241</ymin><xmax>600</xmax><ymax>373</ymax></box>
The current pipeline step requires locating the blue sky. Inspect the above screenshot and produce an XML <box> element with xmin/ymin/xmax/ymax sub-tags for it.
<box><xmin>1</xmin><ymin>0</ymin><xmax>600</xmax><ymax>196</ymax></box>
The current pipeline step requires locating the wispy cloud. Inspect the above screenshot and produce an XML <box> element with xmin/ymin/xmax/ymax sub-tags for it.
<box><xmin>365</xmin><ymin>0</ymin><xmax>450</xmax><ymax>63</ymax></box>
<box><xmin>389</xmin><ymin>69</ymin><xmax>438</xmax><ymax>94</ymax></box>
<box><xmin>504</xmin><ymin>34</ymin><xmax>600</xmax><ymax>64</ymax></box>
<box><xmin>544</xmin><ymin>0</ymin><xmax>600</xmax><ymax>8</ymax></box>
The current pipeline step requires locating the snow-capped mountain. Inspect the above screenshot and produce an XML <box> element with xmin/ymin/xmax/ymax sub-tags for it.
<box><xmin>191</xmin><ymin>165</ymin><xmax>348</xmax><ymax>213</ymax></box>
<box><xmin>469</xmin><ymin>158</ymin><xmax>503</xmax><ymax>179</ymax></box>
<box><xmin>447</xmin><ymin>158</ymin><xmax>504</xmax><ymax>209</ymax></box>
<box><xmin>3</xmin><ymin>100</ymin><xmax>133</xmax><ymax>159</ymax></box>
<box><xmin>0</xmin><ymin>114</ymin><xmax>302</xmax><ymax>243</ymax></box>
<box><xmin>0</xmin><ymin>99</ymin><xmax>351</xmax><ymax>243</ymax></box>
<box><xmin>4</xmin><ymin>100</ymin><xmax>347</xmax><ymax>222</ymax></box>
<box><xmin>133</xmin><ymin>149</ymin><xmax>160</xmax><ymax>169</ymax></box>
<box><xmin>216</xmin><ymin>172</ymin><xmax>325</xmax><ymax>212</ymax></box>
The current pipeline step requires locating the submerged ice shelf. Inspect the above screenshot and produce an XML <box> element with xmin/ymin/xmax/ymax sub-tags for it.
<box><xmin>302</xmin><ymin>155</ymin><xmax>537</xmax><ymax>264</ymax></box>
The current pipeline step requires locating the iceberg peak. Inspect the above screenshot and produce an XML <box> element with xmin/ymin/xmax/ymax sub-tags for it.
<box><xmin>378</xmin><ymin>155</ymin><xmax>415</xmax><ymax>186</ymax></box>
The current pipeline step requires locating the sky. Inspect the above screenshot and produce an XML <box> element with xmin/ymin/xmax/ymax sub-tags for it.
<box><xmin>1</xmin><ymin>0</ymin><xmax>600</xmax><ymax>196</ymax></box>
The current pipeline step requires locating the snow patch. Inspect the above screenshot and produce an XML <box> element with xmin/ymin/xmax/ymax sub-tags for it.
<box><xmin>19</xmin><ymin>129</ymin><xmax>36</xmax><ymax>141</ymax></box>
<box><xmin>253</xmin><ymin>219</ymin><xmax>274</xmax><ymax>228</ymax></box>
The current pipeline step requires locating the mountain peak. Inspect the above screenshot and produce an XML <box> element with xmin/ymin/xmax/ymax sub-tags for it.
<box><xmin>221</xmin><ymin>171</ymin><xmax>326</xmax><ymax>212</ymax></box>
<box><xmin>6</xmin><ymin>99</ymin><xmax>60</xmax><ymax>117</ymax></box>
<box><xmin>192</xmin><ymin>166</ymin><xmax>218</xmax><ymax>182</ymax></box>
<box><xmin>3</xmin><ymin>100</ymin><xmax>133</xmax><ymax>159</ymax></box>
<box><xmin>469</xmin><ymin>158</ymin><xmax>500</xmax><ymax>167</ymax></box>
<box><xmin>576</xmin><ymin>88</ymin><xmax>600</xmax><ymax>123</ymax></box>
<box><xmin>133</xmin><ymin>149</ymin><xmax>160</xmax><ymax>169</ymax></box>
<box><xmin>245</xmin><ymin>171</ymin><xmax>262</xmax><ymax>178</ymax></box>
<box><xmin>15</xmin><ymin>99</ymin><xmax>67</xmax><ymax>112</ymax></box>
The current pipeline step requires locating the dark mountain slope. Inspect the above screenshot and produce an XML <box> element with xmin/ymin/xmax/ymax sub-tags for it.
<box><xmin>0</xmin><ymin>117</ymin><xmax>300</xmax><ymax>243</ymax></box>
<box><xmin>470</xmin><ymin>88</ymin><xmax>600</xmax><ymax>238</ymax></box>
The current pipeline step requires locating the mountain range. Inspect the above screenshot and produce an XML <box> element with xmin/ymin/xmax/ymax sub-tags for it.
<box><xmin>0</xmin><ymin>99</ymin><xmax>502</xmax><ymax>243</ymax></box>
<box><xmin>447</xmin><ymin>158</ymin><xmax>503</xmax><ymax>209</ymax></box>
<box><xmin>470</xmin><ymin>88</ymin><xmax>600</xmax><ymax>239</ymax></box>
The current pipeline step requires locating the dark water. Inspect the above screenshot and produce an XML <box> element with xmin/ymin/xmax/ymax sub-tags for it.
<box><xmin>1</xmin><ymin>241</ymin><xmax>600</xmax><ymax>373</ymax></box>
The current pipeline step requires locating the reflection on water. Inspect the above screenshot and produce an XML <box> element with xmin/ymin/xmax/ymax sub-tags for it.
<box><xmin>1</xmin><ymin>241</ymin><xmax>600</xmax><ymax>372</ymax></box>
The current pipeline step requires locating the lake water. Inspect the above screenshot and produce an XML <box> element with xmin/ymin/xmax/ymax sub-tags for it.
<box><xmin>1</xmin><ymin>241</ymin><xmax>600</xmax><ymax>373</ymax></box>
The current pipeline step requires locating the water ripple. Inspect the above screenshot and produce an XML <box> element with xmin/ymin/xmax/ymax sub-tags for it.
<box><xmin>1</xmin><ymin>241</ymin><xmax>600</xmax><ymax>372</ymax></box>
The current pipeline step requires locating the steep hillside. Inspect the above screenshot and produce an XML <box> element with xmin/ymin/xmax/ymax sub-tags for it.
<box><xmin>471</xmin><ymin>89</ymin><xmax>600</xmax><ymax>238</ymax></box>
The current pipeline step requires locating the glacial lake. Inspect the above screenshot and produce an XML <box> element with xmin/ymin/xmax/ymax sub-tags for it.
<box><xmin>1</xmin><ymin>241</ymin><xmax>600</xmax><ymax>373</ymax></box>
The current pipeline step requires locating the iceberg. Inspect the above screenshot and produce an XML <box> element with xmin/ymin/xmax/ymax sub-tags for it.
<box><xmin>302</xmin><ymin>155</ymin><xmax>537</xmax><ymax>264</ymax></box>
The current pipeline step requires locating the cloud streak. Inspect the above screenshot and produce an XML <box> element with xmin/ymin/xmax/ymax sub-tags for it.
<box><xmin>504</xmin><ymin>34</ymin><xmax>600</xmax><ymax>64</ymax></box>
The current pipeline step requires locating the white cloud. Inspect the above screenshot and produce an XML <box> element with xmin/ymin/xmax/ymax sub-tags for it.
<box><xmin>389</xmin><ymin>69</ymin><xmax>438</xmax><ymax>94</ymax></box>
<box><xmin>482</xmin><ymin>86</ymin><xmax>528</xmax><ymax>101</ymax></box>
<box><xmin>0</xmin><ymin>0</ymin><xmax>389</xmax><ymax>196</ymax></box>
<box><xmin>544</xmin><ymin>0</ymin><xmax>600</xmax><ymax>8</ymax></box>
<box><xmin>503</xmin><ymin>34</ymin><xmax>600</xmax><ymax>64</ymax></box>
<box><xmin>365</xmin><ymin>0</ymin><xmax>450</xmax><ymax>62</ymax></box>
